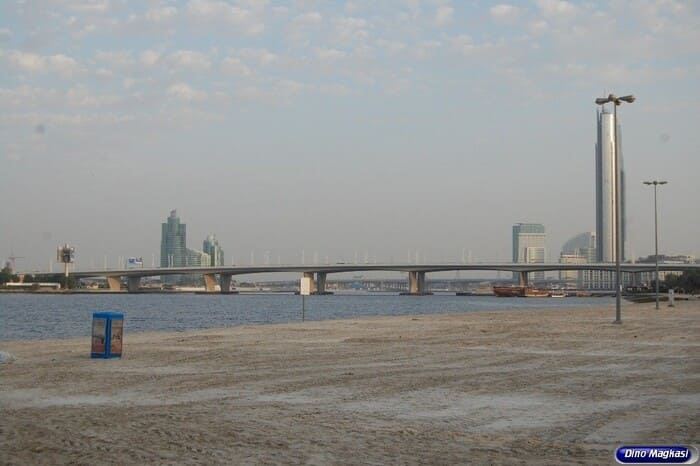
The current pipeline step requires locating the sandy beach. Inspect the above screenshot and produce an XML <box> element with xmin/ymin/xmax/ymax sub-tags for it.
<box><xmin>1</xmin><ymin>301</ymin><xmax>698</xmax><ymax>465</ymax></box>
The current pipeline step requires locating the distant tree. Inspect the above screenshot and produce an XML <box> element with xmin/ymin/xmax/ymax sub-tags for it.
<box><xmin>665</xmin><ymin>270</ymin><xmax>700</xmax><ymax>293</ymax></box>
<box><xmin>0</xmin><ymin>267</ymin><xmax>12</xmax><ymax>285</ymax></box>
<box><xmin>66</xmin><ymin>275</ymin><xmax>78</xmax><ymax>289</ymax></box>
<box><xmin>666</xmin><ymin>274</ymin><xmax>680</xmax><ymax>289</ymax></box>
<box><xmin>23</xmin><ymin>274</ymin><xmax>35</xmax><ymax>283</ymax></box>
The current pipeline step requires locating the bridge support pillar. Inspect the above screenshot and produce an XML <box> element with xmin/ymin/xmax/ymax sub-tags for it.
<box><xmin>220</xmin><ymin>274</ymin><xmax>232</xmax><ymax>294</ymax></box>
<box><xmin>518</xmin><ymin>271</ymin><xmax>529</xmax><ymax>287</ymax></box>
<box><xmin>127</xmin><ymin>276</ymin><xmax>141</xmax><ymax>293</ymax></box>
<box><xmin>316</xmin><ymin>272</ymin><xmax>327</xmax><ymax>294</ymax></box>
<box><xmin>404</xmin><ymin>271</ymin><xmax>429</xmax><ymax>295</ymax></box>
<box><xmin>107</xmin><ymin>276</ymin><xmax>121</xmax><ymax>291</ymax></box>
<box><xmin>302</xmin><ymin>272</ymin><xmax>316</xmax><ymax>293</ymax></box>
<box><xmin>203</xmin><ymin>273</ymin><xmax>217</xmax><ymax>292</ymax></box>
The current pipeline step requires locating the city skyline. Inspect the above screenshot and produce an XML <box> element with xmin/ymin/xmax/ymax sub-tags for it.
<box><xmin>1</xmin><ymin>1</ymin><xmax>698</xmax><ymax>271</ymax></box>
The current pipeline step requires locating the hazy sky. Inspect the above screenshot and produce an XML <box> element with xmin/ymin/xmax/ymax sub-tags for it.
<box><xmin>1</xmin><ymin>0</ymin><xmax>699</xmax><ymax>273</ymax></box>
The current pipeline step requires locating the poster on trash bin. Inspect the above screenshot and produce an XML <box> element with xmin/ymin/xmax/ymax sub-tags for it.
<box><xmin>91</xmin><ymin>318</ymin><xmax>106</xmax><ymax>354</ymax></box>
<box><xmin>111</xmin><ymin>319</ymin><xmax>123</xmax><ymax>356</ymax></box>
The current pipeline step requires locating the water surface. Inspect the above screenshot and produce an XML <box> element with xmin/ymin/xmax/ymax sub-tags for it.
<box><xmin>0</xmin><ymin>293</ymin><xmax>613</xmax><ymax>341</ymax></box>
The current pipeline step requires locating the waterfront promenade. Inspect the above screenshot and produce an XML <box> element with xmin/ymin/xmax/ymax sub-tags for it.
<box><xmin>1</xmin><ymin>302</ymin><xmax>698</xmax><ymax>465</ymax></box>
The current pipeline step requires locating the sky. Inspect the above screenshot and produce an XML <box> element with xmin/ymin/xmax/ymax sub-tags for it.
<box><xmin>1</xmin><ymin>0</ymin><xmax>699</xmax><ymax>274</ymax></box>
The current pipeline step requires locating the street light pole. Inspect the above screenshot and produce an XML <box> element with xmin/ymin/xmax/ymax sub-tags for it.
<box><xmin>595</xmin><ymin>93</ymin><xmax>635</xmax><ymax>324</ymax></box>
<box><xmin>643</xmin><ymin>180</ymin><xmax>667</xmax><ymax>309</ymax></box>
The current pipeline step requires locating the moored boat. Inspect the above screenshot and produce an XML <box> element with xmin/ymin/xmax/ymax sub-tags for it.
<box><xmin>523</xmin><ymin>287</ymin><xmax>550</xmax><ymax>298</ymax></box>
<box><xmin>493</xmin><ymin>286</ymin><xmax>551</xmax><ymax>297</ymax></box>
<box><xmin>492</xmin><ymin>286</ymin><xmax>525</xmax><ymax>297</ymax></box>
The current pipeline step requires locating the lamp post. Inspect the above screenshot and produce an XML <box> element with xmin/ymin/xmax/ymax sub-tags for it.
<box><xmin>595</xmin><ymin>93</ymin><xmax>635</xmax><ymax>324</ymax></box>
<box><xmin>643</xmin><ymin>180</ymin><xmax>667</xmax><ymax>309</ymax></box>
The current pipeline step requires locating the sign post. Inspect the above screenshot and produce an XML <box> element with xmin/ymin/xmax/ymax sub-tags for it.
<box><xmin>91</xmin><ymin>311</ymin><xmax>124</xmax><ymax>358</ymax></box>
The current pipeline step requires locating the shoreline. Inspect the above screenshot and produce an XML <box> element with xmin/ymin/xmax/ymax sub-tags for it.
<box><xmin>1</xmin><ymin>302</ymin><xmax>698</xmax><ymax>465</ymax></box>
<box><xmin>0</xmin><ymin>297</ymin><xmax>622</xmax><ymax>344</ymax></box>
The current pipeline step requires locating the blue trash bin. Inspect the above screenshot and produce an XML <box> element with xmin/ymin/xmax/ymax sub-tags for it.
<box><xmin>91</xmin><ymin>311</ymin><xmax>124</xmax><ymax>358</ymax></box>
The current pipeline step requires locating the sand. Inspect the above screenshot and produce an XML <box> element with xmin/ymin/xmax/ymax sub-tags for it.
<box><xmin>1</xmin><ymin>301</ymin><xmax>698</xmax><ymax>465</ymax></box>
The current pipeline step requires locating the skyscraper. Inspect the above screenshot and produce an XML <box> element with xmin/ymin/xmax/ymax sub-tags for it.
<box><xmin>559</xmin><ymin>232</ymin><xmax>597</xmax><ymax>288</ymax></box>
<box><xmin>595</xmin><ymin>107</ymin><xmax>626</xmax><ymax>262</ymax></box>
<box><xmin>161</xmin><ymin>210</ymin><xmax>186</xmax><ymax>284</ymax></box>
<box><xmin>512</xmin><ymin>223</ymin><xmax>546</xmax><ymax>282</ymax></box>
<box><xmin>203</xmin><ymin>234</ymin><xmax>224</xmax><ymax>267</ymax></box>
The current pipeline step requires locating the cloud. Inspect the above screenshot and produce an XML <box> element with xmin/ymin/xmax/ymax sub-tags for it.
<box><xmin>221</xmin><ymin>56</ymin><xmax>252</xmax><ymax>76</ymax></box>
<box><xmin>65</xmin><ymin>87</ymin><xmax>122</xmax><ymax>107</ymax></box>
<box><xmin>316</xmin><ymin>47</ymin><xmax>346</xmax><ymax>63</ymax></box>
<box><xmin>275</xmin><ymin>79</ymin><xmax>304</xmax><ymax>98</ymax></box>
<box><xmin>0</xmin><ymin>28</ymin><xmax>11</xmax><ymax>42</ymax></box>
<box><xmin>168</xmin><ymin>50</ymin><xmax>212</xmax><ymax>70</ymax></box>
<box><xmin>140</xmin><ymin>50</ymin><xmax>161</xmax><ymax>67</ymax></box>
<box><xmin>536</xmin><ymin>0</ymin><xmax>578</xmax><ymax>19</ymax></box>
<box><xmin>293</xmin><ymin>12</ymin><xmax>323</xmax><ymax>27</ymax></box>
<box><xmin>529</xmin><ymin>20</ymin><xmax>548</xmax><ymax>35</ymax></box>
<box><xmin>450</xmin><ymin>35</ymin><xmax>477</xmax><ymax>56</ymax></box>
<box><xmin>413</xmin><ymin>40</ymin><xmax>442</xmax><ymax>59</ymax></box>
<box><xmin>186</xmin><ymin>0</ymin><xmax>264</xmax><ymax>35</ymax></box>
<box><xmin>168</xmin><ymin>83</ymin><xmax>207</xmax><ymax>101</ymax></box>
<box><xmin>64</xmin><ymin>0</ymin><xmax>111</xmax><ymax>14</ymax></box>
<box><xmin>5</xmin><ymin>144</ymin><xmax>22</xmax><ymax>161</ymax></box>
<box><xmin>144</xmin><ymin>6</ymin><xmax>178</xmax><ymax>24</ymax></box>
<box><xmin>434</xmin><ymin>5</ymin><xmax>454</xmax><ymax>27</ymax></box>
<box><xmin>235</xmin><ymin>79</ymin><xmax>304</xmax><ymax>103</ymax></box>
<box><xmin>318</xmin><ymin>83</ymin><xmax>352</xmax><ymax>96</ymax></box>
<box><xmin>333</xmin><ymin>17</ymin><xmax>370</xmax><ymax>42</ymax></box>
<box><xmin>7</xmin><ymin>51</ymin><xmax>45</xmax><ymax>72</ymax></box>
<box><xmin>377</xmin><ymin>39</ymin><xmax>406</xmax><ymax>56</ymax></box>
<box><xmin>238</xmin><ymin>48</ymin><xmax>278</xmax><ymax>66</ymax></box>
<box><xmin>6</xmin><ymin>51</ymin><xmax>80</xmax><ymax>77</ymax></box>
<box><xmin>490</xmin><ymin>4</ymin><xmax>521</xmax><ymax>22</ymax></box>
<box><xmin>0</xmin><ymin>86</ymin><xmax>60</xmax><ymax>108</ymax></box>
<box><xmin>95</xmin><ymin>50</ymin><xmax>134</xmax><ymax>67</ymax></box>
<box><xmin>288</xmin><ymin>11</ymin><xmax>323</xmax><ymax>42</ymax></box>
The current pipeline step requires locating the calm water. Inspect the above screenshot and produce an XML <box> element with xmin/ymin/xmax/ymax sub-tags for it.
<box><xmin>0</xmin><ymin>292</ymin><xmax>614</xmax><ymax>341</ymax></box>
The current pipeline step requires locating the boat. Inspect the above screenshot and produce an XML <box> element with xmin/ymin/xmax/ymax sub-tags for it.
<box><xmin>524</xmin><ymin>287</ymin><xmax>550</xmax><ymax>298</ymax></box>
<box><xmin>548</xmin><ymin>291</ymin><xmax>567</xmax><ymax>298</ymax></box>
<box><xmin>493</xmin><ymin>286</ymin><xmax>525</xmax><ymax>297</ymax></box>
<box><xmin>492</xmin><ymin>286</ymin><xmax>550</xmax><ymax>297</ymax></box>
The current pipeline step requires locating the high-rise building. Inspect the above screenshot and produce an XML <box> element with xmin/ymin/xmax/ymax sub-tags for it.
<box><xmin>161</xmin><ymin>210</ymin><xmax>186</xmax><ymax>268</ymax></box>
<box><xmin>161</xmin><ymin>210</ymin><xmax>186</xmax><ymax>284</ymax></box>
<box><xmin>203</xmin><ymin>235</ymin><xmax>224</xmax><ymax>267</ymax></box>
<box><xmin>561</xmin><ymin>232</ymin><xmax>597</xmax><ymax>260</ymax></box>
<box><xmin>185</xmin><ymin>248</ymin><xmax>210</xmax><ymax>267</ymax></box>
<box><xmin>559</xmin><ymin>232</ymin><xmax>597</xmax><ymax>288</ymax></box>
<box><xmin>595</xmin><ymin>108</ymin><xmax>627</xmax><ymax>262</ymax></box>
<box><xmin>512</xmin><ymin>223</ymin><xmax>546</xmax><ymax>282</ymax></box>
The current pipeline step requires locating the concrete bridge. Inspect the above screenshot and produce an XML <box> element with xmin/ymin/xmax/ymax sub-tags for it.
<box><xmin>60</xmin><ymin>262</ymin><xmax>700</xmax><ymax>294</ymax></box>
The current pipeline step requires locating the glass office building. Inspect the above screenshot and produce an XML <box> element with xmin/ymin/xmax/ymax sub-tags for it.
<box><xmin>160</xmin><ymin>210</ymin><xmax>186</xmax><ymax>284</ymax></box>
<box><xmin>512</xmin><ymin>223</ymin><xmax>546</xmax><ymax>283</ymax></box>
<box><xmin>203</xmin><ymin>234</ymin><xmax>224</xmax><ymax>267</ymax></box>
